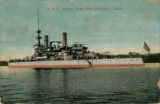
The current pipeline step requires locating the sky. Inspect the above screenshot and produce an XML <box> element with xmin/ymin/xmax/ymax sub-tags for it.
<box><xmin>0</xmin><ymin>0</ymin><xmax>160</xmax><ymax>60</ymax></box>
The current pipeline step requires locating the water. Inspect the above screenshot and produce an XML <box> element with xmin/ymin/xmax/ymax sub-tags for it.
<box><xmin>0</xmin><ymin>66</ymin><xmax>160</xmax><ymax>104</ymax></box>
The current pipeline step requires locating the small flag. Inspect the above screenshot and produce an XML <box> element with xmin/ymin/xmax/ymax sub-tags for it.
<box><xmin>143</xmin><ymin>42</ymin><xmax>150</xmax><ymax>52</ymax></box>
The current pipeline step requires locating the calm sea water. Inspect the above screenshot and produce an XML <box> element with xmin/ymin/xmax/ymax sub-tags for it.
<box><xmin>0</xmin><ymin>66</ymin><xmax>160</xmax><ymax>104</ymax></box>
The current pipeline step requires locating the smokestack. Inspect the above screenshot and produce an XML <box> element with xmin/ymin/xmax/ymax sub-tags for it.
<box><xmin>62</xmin><ymin>32</ymin><xmax>67</xmax><ymax>47</ymax></box>
<box><xmin>44</xmin><ymin>35</ymin><xmax>49</xmax><ymax>48</ymax></box>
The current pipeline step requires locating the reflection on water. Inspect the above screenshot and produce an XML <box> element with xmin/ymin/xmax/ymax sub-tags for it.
<box><xmin>32</xmin><ymin>68</ymin><xmax>52</xmax><ymax>103</ymax></box>
<box><xmin>0</xmin><ymin>67</ymin><xmax>159</xmax><ymax>103</ymax></box>
<box><xmin>157</xmin><ymin>79</ymin><xmax>160</xmax><ymax>103</ymax></box>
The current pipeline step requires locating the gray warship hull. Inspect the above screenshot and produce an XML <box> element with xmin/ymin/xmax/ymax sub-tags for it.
<box><xmin>9</xmin><ymin>58</ymin><xmax>144</xmax><ymax>68</ymax></box>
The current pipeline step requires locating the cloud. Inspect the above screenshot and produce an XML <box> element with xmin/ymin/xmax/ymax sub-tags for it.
<box><xmin>149</xmin><ymin>0</ymin><xmax>160</xmax><ymax>3</ymax></box>
<box><xmin>0</xmin><ymin>47</ymin><xmax>33</xmax><ymax>61</ymax></box>
<box><xmin>142</xmin><ymin>0</ymin><xmax>160</xmax><ymax>3</ymax></box>
<box><xmin>139</xmin><ymin>0</ymin><xmax>160</xmax><ymax>3</ymax></box>
<box><xmin>69</xmin><ymin>0</ymin><xmax>75</xmax><ymax>3</ymax></box>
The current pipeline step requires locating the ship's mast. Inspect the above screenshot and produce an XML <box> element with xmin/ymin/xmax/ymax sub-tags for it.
<box><xmin>36</xmin><ymin>11</ymin><xmax>42</xmax><ymax>47</ymax></box>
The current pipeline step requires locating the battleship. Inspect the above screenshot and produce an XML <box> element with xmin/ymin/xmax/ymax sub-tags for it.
<box><xmin>8</xmin><ymin>16</ymin><xmax>144</xmax><ymax>68</ymax></box>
